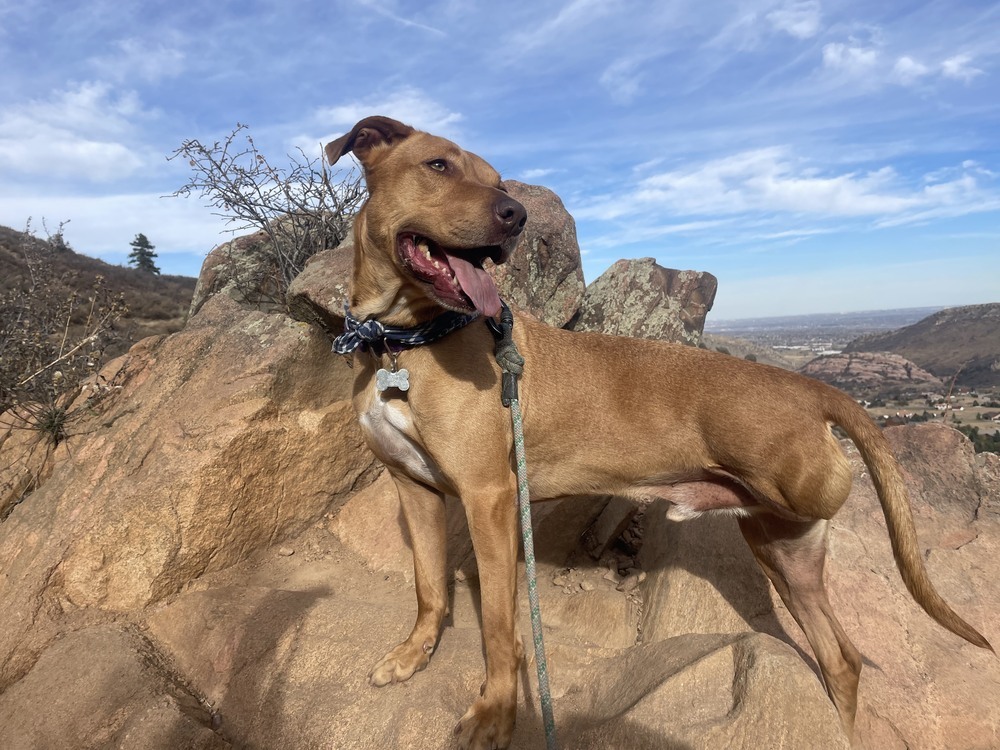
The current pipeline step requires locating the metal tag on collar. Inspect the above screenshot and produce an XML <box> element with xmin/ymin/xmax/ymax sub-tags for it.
<box><xmin>375</xmin><ymin>351</ymin><xmax>410</xmax><ymax>393</ymax></box>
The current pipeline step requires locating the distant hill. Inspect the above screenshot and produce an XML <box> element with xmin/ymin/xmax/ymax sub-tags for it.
<box><xmin>0</xmin><ymin>224</ymin><xmax>197</xmax><ymax>348</ymax></box>
<box><xmin>844</xmin><ymin>303</ymin><xmax>1000</xmax><ymax>387</ymax></box>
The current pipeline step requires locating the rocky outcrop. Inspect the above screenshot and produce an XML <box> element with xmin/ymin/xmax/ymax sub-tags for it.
<box><xmin>799</xmin><ymin>351</ymin><xmax>943</xmax><ymax>397</ymax></box>
<box><xmin>569</xmin><ymin>258</ymin><xmax>717</xmax><ymax>345</ymax></box>
<box><xmin>2</xmin><ymin>191</ymin><xmax>997</xmax><ymax>749</ymax></box>
<box><xmin>489</xmin><ymin>181</ymin><xmax>586</xmax><ymax>327</ymax></box>
<box><xmin>845</xmin><ymin>303</ymin><xmax>1000</xmax><ymax>387</ymax></box>
<box><xmin>0</xmin><ymin>294</ymin><xmax>378</xmax><ymax>692</ymax></box>
<box><xmin>188</xmin><ymin>231</ymin><xmax>285</xmax><ymax>317</ymax></box>
<box><xmin>285</xmin><ymin>241</ymin><xmax>353</xmax><ymax>339</ymax></box>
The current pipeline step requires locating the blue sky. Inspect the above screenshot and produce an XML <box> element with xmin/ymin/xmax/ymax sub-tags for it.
<box><xmin>1</xmin><ymin>0</ymin><xmax>998</xmax><ymax>319</ymax></box>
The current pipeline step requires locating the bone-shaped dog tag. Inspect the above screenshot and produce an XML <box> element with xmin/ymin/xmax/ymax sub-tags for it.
<box><xmin>376</xmin><ymin>367</ymin><xmax>410</xmax><ymax>393</ymax></box>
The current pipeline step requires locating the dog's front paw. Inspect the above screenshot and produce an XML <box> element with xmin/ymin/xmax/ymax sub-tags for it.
<box><xmin>368</xmin><ymin>638</ymin><xmax>435</xmax><ymax>686</ymax></box>
<box><xmin>454</xmin><ymin>696</ymin><xmax>515</xmax><ymax>750</ymax></box>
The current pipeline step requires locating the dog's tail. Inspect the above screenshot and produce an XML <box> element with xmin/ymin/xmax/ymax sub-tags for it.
<box><xmin>829</xmin><ymin>394</ymin><xmax>993</xmax><ymax>652</ymax></box>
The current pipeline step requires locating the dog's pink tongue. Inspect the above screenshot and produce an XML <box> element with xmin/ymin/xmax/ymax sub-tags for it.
<box><xmin>446</xmin><ymin>252</ymin><xmax>501</xmax><ymax>317</ymax></box>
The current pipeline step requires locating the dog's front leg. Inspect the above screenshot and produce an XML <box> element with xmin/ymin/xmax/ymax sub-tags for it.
<box><xmin>370</xmin><ymin>473</ymin><xmax>448</xmax><ymax>686</ymax></box>
<box><xmin>454</xmin><ymin>481</ymin><xmax>521</xmax><ymax>750</ymax></box>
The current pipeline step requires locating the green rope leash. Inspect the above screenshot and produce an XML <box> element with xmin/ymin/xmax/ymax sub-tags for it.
<box><xmin>489</xmin><ymin>305</ymin><xmax>558</xmax><ymax>750</ymax></box>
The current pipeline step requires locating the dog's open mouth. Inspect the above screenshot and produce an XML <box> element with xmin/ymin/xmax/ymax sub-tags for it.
<box><xmin>397</xmin><ymin>232</ymin><xmax>504</xmax><ymax>317</ymax></box>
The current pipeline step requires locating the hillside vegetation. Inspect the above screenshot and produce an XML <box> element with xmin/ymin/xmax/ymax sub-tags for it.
<box><xmin>845</xmin><ymin>303</ymin><xmax>1000</xmax><ymax>387</ymax></box>
<box><xmin>0</xmin><ymin>224</ymin><xmax>197</xmax><ymax>344</ymax></box>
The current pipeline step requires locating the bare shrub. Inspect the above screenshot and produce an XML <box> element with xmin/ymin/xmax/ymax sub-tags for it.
<box><xmin>169</xmin><ymin>124</ymin><xmax>364</xmax><ymax>307</ymax></box>
<box><xmin>0</xmin><ymin>221</ymin><xmax>128</xmax><ymax>447</ymax></box>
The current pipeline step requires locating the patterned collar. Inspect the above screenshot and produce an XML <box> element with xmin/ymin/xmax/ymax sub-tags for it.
<box><xmin>332</xmin><ymin>305</ymin><xmax>481</xmax><ymax>355</ymax></box>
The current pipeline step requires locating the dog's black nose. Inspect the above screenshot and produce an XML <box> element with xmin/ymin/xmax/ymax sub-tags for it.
<box><xmin>495</xmin><ymin>196</ymin><xmax>527</xmax><ymax>236</ymax></box>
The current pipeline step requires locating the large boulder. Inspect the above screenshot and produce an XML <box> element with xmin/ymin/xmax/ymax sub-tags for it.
<box><xmin>189</xmin><ymin>216</ymin><xmax>349</xmax><ymax>318</ymax></box>
<box><xmin>188</xmin><ymin>231</ymin><xmax>284</xmax><ymax>317</ymax></box>
<box><xmin>489</xmin><ymin>181</ymin><xmax>586</xmax><ymax>327</ymax></box>
<box><xmin>0</xmin><ymin>294</ymin><xmax>378</xmax><ymax>690</ymax></box>
<box><xmin>285</xmin><ymin>241</ymin><xmax>353</xmax><ymax>339</ymax></box>
<box><xmin>141</xmin><ymin>502</ymin><xmax>847</xmax><ymax>750</ymax></box>
<box><xmin>569</xmin><ymin>257</ymin><xmax>717</xmax><ymax>345</ymax></box>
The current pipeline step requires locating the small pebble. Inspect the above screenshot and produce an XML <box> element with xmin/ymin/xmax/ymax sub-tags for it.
<box><xmin>617</xmin><ymin>571</ymin><xmax>646</xmax><ymax>593</ymax></box>
<box><xmin>277</xmin><ymin>547</ymin><xmax>295</xmax><ymax>557</ymax></box>
<box><xmin>580</xmin><ymin>580</ymin><xmax>596</xmax><ymax>592</ymax></box>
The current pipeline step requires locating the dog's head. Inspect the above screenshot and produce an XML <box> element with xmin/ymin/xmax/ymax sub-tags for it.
<box><xmin>326</xmin><ymin>116</ymin><xmax>526</xmax><ymax>318</ymax></box>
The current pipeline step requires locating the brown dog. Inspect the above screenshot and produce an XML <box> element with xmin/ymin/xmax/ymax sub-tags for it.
<box><xmin>325</xmin><ymin>116</ymin><xmax>992</xmax><ymax>749</ymax></box>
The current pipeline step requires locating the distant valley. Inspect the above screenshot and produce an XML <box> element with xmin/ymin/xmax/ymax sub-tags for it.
<box><xmin>704</xmin><ymin>306</ymin><xmax>945</xmax><ymax>365</ymax></box>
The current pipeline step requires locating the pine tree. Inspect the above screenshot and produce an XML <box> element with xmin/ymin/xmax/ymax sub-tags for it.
<box><xmin>128</xmin><ymin>233</ymin><xmax>160</xmax><ymax>274</ymax></box>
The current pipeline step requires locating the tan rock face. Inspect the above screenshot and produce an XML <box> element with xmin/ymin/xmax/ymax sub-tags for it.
<box><xmin>0</xmin><ymin>295</ymin><xmax>377</xmax><ymax>689</ymax></box>
<box><xmin>189</xmin><ymin>232</ymin><xmax>285</xmax><ymax>317</ymax></box>
<box><xmin>285</xmin><ymin>242</ymin><xmax>353</xmax><ymax>339</ymax></box>
<box><xmin>144</xmin><ymin>513</ymin><xmax>847</xmax><ymax>750</ymax></box>
<box><xmin>569</xmin><ymin>257</ymin><xmax>718</xmax><ymax>345</ymax></box>
<box><xmin>0</xmin><ymin>626</ymin><xmax>227</xmax><ymax>750</ymax></box>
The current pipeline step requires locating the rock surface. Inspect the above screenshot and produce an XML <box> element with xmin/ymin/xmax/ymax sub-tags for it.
<box><xmin>189</xmin><ymin>231</ymin><xmax>285</xmax><ymax>317</ymax></box>
<box><xmin>2</xmin><ymin>192</ymin><xmax>998</xmax><ymax>749</ymax></box>
<box><xmin>799</xmin><ymin>351</ymin><xmax>943</xmax><ymax>396</ymax></box>
<box><xmin>285</xmin><ymin>241</ymin><xmax>353</xmax><ymax>339</ymax></box>
<box><xmin>0</xmin><ymin>294</ymin><xmax>377</xmax><ymax>691</ymax></box>
<box><xmin>489</xmin><ymin>181</ymin><xmax>586</xmax><ymax>327</ymax></box>
<box><xmin>569</xmin><ymin>257</ymin><xmax>717</xmax><ymax>345</ymax></box>
<box><xmin>0</xmin><ymin>626</ymin><xmax>227</xmax><ymax>750</ymax></box>
<box><xmin>635</xmin><ymin>421</ymin><xmax>1000</xmax><ymax>750</ymax></box>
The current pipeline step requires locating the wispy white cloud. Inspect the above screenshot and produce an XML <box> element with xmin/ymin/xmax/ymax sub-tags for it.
<box><xmin>90</xmin><ymin>37</ymin><xmax>186</xmax><ymax>84</ymax></box>
<box><xmin>508</xmin><ymin>0</ymin><xmax>611</xmax><ymax>54</ymax></box>
<box><xmin>583</xmin><ymin>219</ymin><xmax>732</xmax><ymax>249</ymax></box>
<box><xmin>0</xmin><ymin>81</ymin><xmax>148</xmax><ymax>181</ymax></box>
<box><xmin>941</xmin><ymin>53</ymin><xmax>983</xmax><ymax>82</ymax></box>
<box><xmin>304</xmin><ymin>87</ymin><xmax>464</xmax><ymax>150</ymax></box>
<box><xmin>822</xmin><ymin>38</ymin><xmax>879</xmax><ymax>75</ymax></box>
<box><xmin>766</xmin><ymin>0</ymin><xmax>822</xmax><ymax>39</ymax></box>
<box><xmin>891</xmin><ymin>55</ymin><xmax>930</xmax><ymax>84</ymax></box>
<box><xmin>600</xmin><ymin>56</ymin><xmax>644</xmax><ymax>104</ymax></box>
<box><xmin>354</xmin><ymin>0</ymin><xmax>447</xmax><ymax>36</ymax></box>
<box><xmin>520</xmin><ymin>167</ymin><xmax>558</xmax><ymax>180</ymax></box>
<box><xmin>576</xmin><ymin>148</ymin><xmax>1000</xmax><ymax>229</ymax></box>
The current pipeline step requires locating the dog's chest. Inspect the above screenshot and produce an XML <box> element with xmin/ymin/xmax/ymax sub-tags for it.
<box><xmin>358</xmin><ymin>392</ymin><xmax>443</xmax><ymax>486</ymax></box>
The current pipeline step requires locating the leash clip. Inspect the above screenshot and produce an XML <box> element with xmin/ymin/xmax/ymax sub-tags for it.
<box><xmin>487</xmin><ymin>302</ymin><xmax>523</xmax><ymax>408</ymax></box>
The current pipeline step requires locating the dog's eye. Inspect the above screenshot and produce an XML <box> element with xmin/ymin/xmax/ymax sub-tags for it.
<box><xmin>427</xmin><ymin>159</ymin><xmax>447</xmax><ymax>172</ymax></box>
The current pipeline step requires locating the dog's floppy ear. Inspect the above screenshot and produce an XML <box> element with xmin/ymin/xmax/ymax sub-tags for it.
<box><xmin>325</xmin><ymin>116</ymin><xmax>416</xmax><ymax>169</ymax></box>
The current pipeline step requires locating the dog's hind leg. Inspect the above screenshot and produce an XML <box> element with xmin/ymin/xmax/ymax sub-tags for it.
<box><xmin>369</xmin><ymin>473</ymin><xmax>449</xmax><ymax>686</ymax></box>
<box><xmin>738</xmin><ymin>514</ymin><xmax>862</xmax><ymax>737</ymax></box>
